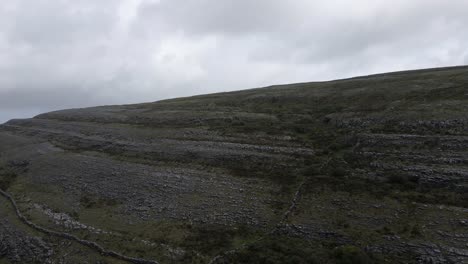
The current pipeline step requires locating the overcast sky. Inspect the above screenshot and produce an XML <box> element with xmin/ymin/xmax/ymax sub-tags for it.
<box><xmin>1</xmin><ymin>0</ymin><xmax>468</xmax><ymax>123</ymax></box>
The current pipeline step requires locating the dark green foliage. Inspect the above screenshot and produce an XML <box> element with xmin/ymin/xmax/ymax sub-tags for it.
<box><xmin>377</xmin><ymin>226</ymin><xmax>394</xmax><ymax>236</ymax></box>
<box><xmin>387</xmin><ymin>173</ymin><xmax>419</xmax><ymax>189</ymax></box>
<box><xmin>423</xmin><ymin>138</ymin><xmax>440</xmax><ymax>149</ymax></box>
<box><xmin>0</xmin><ymin>167</ymin><xmax>18</xmax><ymax>190</ymax></box>
<box><xmin>181</xmin><ymin>224</ymin><xmax>250</xmax><ymax>255</ymax></box>
<box><xmin>80</xmin><ymin>194</ymin><xmax>121</xmax><ymax>208</ymax></box>
<box><xmin>293</xmin><ymin>125</ymin><xmax>307</xmax><ymax>134</ymax></box>
<box><xmin>330</xmin><ymin>167</ymin><xmax>348</xmax><ymax>178</ymax></box>
<box><xmin>410</xmin><ymin>224</ymin><xmax>422</xmax><ymax>237</ymax></box>
<box><xmin>388</xmin><ymin>174</ymin><xmax>407</xmax><ymax>185</ymax></box>
<box><xmin>303</xmin><ymin>166</ymin><xmax>320</xmax><ymax>177</ymax></box>
<box><xmin>227</xmin><ymin>236</ymin><xmax>319</xmax><ymax>264</ymax></box>
<box><xmin>229</xmin><ymin>164</ymin><xmax>298</xmax><ymax>186</ymax></box>
<box><xmin>80</xmin><ymin>195</ymin><xmax>95</xmax><ymax>208</ymax></box>
<box><xmin>332</xmin><ymin>245</ymin><xmax>373</xmax><ymax>264</ymax></box>
<box><xmin>328</xmin><ymin>136</ymin><xmax>356</xmax><ymax>152</ymax></box>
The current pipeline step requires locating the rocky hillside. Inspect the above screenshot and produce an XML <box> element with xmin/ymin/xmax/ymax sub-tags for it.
<box><xmin>0</xmin><ymin>66</ymin><xmax>467</xmax><ymax>263</ymax></box>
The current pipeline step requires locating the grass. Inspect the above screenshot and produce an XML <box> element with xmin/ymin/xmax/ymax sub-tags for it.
<box><xmin>2</xmin><ymin>66</ymin><xmax>468</xmax><ymax>262</ymax></box>
<box><xmin>223</xmin><ymin>235</ymin><xmax>382</xmax><ymax>264</ymax></box>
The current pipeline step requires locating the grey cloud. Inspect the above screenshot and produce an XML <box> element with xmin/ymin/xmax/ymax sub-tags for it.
<box><xmin>0</xmin><ymin>86</ymin><xmax>100</xmax><ymax>110</ymax></box>
<box><xmin>136</xmin><ymin>0</ymin><xmax>295</xmax><ymax>35</ymax></box>
<box><xmin>1</xmin><ymin>0</ymin><xmax>468</xmax><ymax>124</ymax></box>
<box><xmin>2</xmin><ymin>0</ymin><xmax>117</xmax><ymax>47</ymax></box>
<box><xmin>135</xmin><ymin>0</ymin><xmax>468</xmax><ymax>65</ymax></box>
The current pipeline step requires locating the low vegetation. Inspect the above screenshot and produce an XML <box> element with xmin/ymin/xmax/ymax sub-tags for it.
<box><xmin>0</xmin><ymin>66</ymin><xmax>467</xmax><ymax>263</ymax></box>
<box><xmin>0</xmin><ymin>166</ymin><xmax>18</xmax><ymax>191</ymax></box>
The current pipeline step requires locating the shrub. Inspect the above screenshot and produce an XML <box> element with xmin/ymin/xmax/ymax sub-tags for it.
<box><xmin>181</xmin><ymin>224</ymin><xmax>239</xmax><ymax>255</ymax></box>
<box><xmin>80</xmin><ymin>195</ymin><xmax>95</xmax><ymax>208</ymax></box>
<box><xmin>387</xmin><ymin>173</ymin><xmax>419</xmax><ymax>189</ymax></box>
<box><xmin>331</xmin><ymin>167</ymin><xmax>347</xmax><ymax>178</ymax></box>
<box><xmin>293</xmin><ymin>126</ymin><xmax>307</xmax><ymax>134</ymax></box>
<box><xmin>0</xmin><ymin>168</ymin><xmax>18</xmax><ymax>190</ymax></box>
<box><xmin>228</xmin><ymin>236</ymin><xmax>319</xmax><ymax>264</ymax></box>
<box><xmin>410</xmin><ymin>224</ymin><xmax>422</xmax><ymax>237</ymax></box>
<box><xmin>332</xmin><ymin>245</ymin><xmax>372</xmax><ymax>264</ymax></box>
<box><xmin>80</xmin><ymin>194</ymin><xmax>120</xmax><ymax>208</ymax></box>
<box><xmin>303</xmin><ymin>166</ymin><xmax>320</xmax><ymax>177</ymax></box>
<box><xmin>387</xmin><ymin>174</ymin><xmax>407</xmax><ymax>185</ymax></box>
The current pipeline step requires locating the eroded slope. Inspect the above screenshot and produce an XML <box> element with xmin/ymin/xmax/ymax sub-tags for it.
<box><xmin>0</xmin><ymin>66</ymin><xmax>467</xmax><ymax>263</ymax></box>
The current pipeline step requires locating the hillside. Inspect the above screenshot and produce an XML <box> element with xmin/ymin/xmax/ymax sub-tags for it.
<box><xmin>0</xmin><ymin>66</ymin><xmax>468</xmax><ymax>263</ymax></box>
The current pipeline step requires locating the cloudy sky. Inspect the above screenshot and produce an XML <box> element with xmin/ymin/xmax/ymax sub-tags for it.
<box><xmin>1</xmin><ymin>0</ymin><xmax>468</xmax><ymax>123</ymax></box>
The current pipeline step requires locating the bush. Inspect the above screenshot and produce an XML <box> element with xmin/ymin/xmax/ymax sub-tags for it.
<box><xmin>410</xmin><ymin>224</ymin><xmax>422</xmax><ymax>237</ymax></box>
<box><xmin>79</xmin><ymin>193</ymin><xmax>120</xmax><ymax>208</ymax></box>
<box><xmin>387</xmin><ymin>173</ymin><xmax>419</xmax><ymax>189</ymax></box>
<box><xmin>293</xmin><ymin>126</ymin><xmax>307</xmax><ymax>134</ymax></box>
<box><xmin>228</xmin><ymin>236</ymin><xmax>319</xmax><ymax>264</ymax></box>
<box><xmin>332</xmin><ymin>245</ymin><xmax>372</xmax><ymax>264</ymax></box>
<box><xmin>80</xmin><ymin>195</ymin><xmax>95</xmax><ymax>208</ymax></box>
<box><xmin>0</xmin><ymin>168</ymin><xmax>18</xmax><ymax>190</ymax></box>
<box><xmin>388</xmin><ymin>174</ymin><xmax>407</xmax><ymax>185</ymax></box>
<box><xmin>331</xmin><ymin>167</ymin><xmax>347</xmax><ymax>178</ymax></box>
<box><xmin>303</xmin><ymin>166</ymin><xmax>320</xmax><ymax>177</ymax></box>
<box><xmin>182</xmin><ymin>224</ymin><xmax>247</xmax><ymax>255</ymax></box>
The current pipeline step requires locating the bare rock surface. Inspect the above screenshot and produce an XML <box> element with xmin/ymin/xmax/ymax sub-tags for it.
<box><xmin>0</xmin><ymin>207</ymin><xmax>53</xmax><ymax>263</ymax></box>
<box><xmin>1</xmin><ymin>66</ymin><xmax>468</xmax><ymax>263</ymax></box>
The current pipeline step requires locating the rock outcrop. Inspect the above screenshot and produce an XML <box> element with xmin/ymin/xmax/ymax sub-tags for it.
<box><xmin>0</xmin><ymin>66</ymin><xmax>467</xmax><ymax>263</ymax></box>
